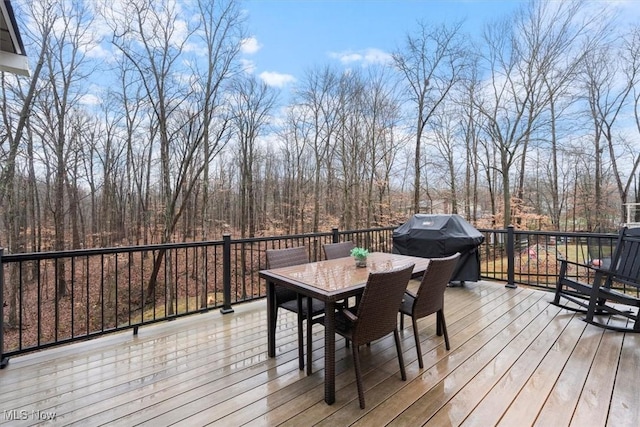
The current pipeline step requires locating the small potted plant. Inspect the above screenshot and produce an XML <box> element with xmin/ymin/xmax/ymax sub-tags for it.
<box><xmin>350</xmin><ymin>247</ymin><xmax>369</xmax><ymax>268</ymax></box>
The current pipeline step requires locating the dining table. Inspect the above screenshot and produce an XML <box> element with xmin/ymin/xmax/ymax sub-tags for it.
<box><xmin>259</xmin><ymin>251</ymin><xmax>431</xmax><ymax>405</ymax></box>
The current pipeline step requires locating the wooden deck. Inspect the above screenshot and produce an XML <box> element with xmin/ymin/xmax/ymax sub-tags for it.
<box><xmin>1</xmin><ymin>281</ymin><xmax>638</xmax><ymax>426</ymax></box>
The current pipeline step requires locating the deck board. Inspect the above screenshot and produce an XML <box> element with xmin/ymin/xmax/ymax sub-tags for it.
<box><xmin>396</xmin><ymin>293</ymin><xmax>555</xmax><ymax>426</ymax></box>
<box><xmin>429</xmin><ymin>298</ymin><xmax>567</xmax><ymax>427</ymax></box>
<box><xmin>570</xmin><ymin>329</ymin><xmax>624</xmax><ymax>426</ymax></box>
<box><xmin>356</xmin><ymin>289</ymin><xmax>540</xmax><ymax>426</ymax></box>
<box><xmin>608</xmin><ymin>333</ymin><xmax>640</xmax><ymax>427</ymax></box>
<box><xmin>495</xmin><ymin>313</ymin><xmax>584</xmax><ymax>426</ymax></box>
<box><xmin>0</xmin><ymin>281</ymin><xmax>637</xmax><ymax>426</ymax></box>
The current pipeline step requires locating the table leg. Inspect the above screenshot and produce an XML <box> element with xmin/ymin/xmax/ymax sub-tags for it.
<box><xmin>306</xmin><ymin>296</ymin><xmax>313</xmax><ymax>375</ymax></box>
<box><xmin>324</xmin><ymin>300</ymin><xmax>336</xmax><ymax>405</ymax></box>
<box><xmin>267</xmin><ymin>281</ymin><xmax>276</xmax><ymax>358</ymax></box>
<box><xmin>297</xmin><ymin>294</ymin><xmax>304</xmax><ymax>370</ymax></box>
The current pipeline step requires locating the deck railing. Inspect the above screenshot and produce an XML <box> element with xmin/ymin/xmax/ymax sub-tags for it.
<box><xmin>477</xmin><ymin>227</ymin><xmax>620</xmax><ymax>288</ymax></box>
<box><xmin>0</xmin><ymin>225</ymin><xmax>630</xmax><ymax>365</ymax></box>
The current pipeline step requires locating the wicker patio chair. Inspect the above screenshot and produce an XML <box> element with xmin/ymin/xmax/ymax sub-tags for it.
<box><xmin>329</xmin><ymin>263</ymin><xmax>414</xmax><ymax>409</ymax></box>
<box><xmin>323</xmin><ymin>241</ymin><xmax>356</xmax><ymax>260</ymax></box>
<box><xmin>266</xmin><ymin>246</ymin><xmax>324</xmax><ymax>374</ymax></box>
<box><xmin>399</xmin><ymin>252</ymin><xmax>460</xmax><ymax>368</ymax></box>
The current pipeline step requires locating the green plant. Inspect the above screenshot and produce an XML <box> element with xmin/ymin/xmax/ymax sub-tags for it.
<box><xmin>350</xmin><ymin>247</ymin><xmax>369</xmax><ymax>259</ymax></box>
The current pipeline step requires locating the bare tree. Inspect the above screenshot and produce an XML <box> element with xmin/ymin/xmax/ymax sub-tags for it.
<box><xmin>474</xmin><ymin>0</ymin><xmax>593</xmax><ymax>228</ymax></box>
<box><xmin>393</xmin><ymin>20</ymin><xmax>467</xmax><ymax>213</ymax></box>
<box><xmin>632</xmin><ymin>26</ymin><xmax>640</xmax><ymax>218</ymax></box>
<box><xmin>609</xmin><ymin>27</ymin><xmax>640</xmax><ymax>223</ymax></box>
<box><xmin>278</xmin><ymin>105</ymin><xmax>314</xmax><ymax>233</ymax></box>
<box><xmin>103</xmin><ymin>0</ymin><xmax>243</xmax><ymax>308</ymax></box>
<box><xmin>1</xmin><ymin>0</ymin><xmax>56</xmax><ymax>324</ymax></box>
<box><xmin>334</xmin><ymin>70</ymin><xmax>367</xmax><ymax>229</ymax></box>
<box><xmin>360</xmin><ymin>67</ymin><xmax>403</xmax><ymax>226</ymax></box>
<box><xmin>581</xmin><ymin>27</ymin><xmax>639</xmax><ymax>229</ymax></box>
<box><xmin>294</xmin><ymin>66</ymin><xmax>340</xmax><ymax>232</ymax></box>
<box><xmin>516</xmin><ymin>0</ymin><xmax>600</xmax><ymax>229</ymax></box>
<box><xmin>458</xmin><ymin>59</ymin><xmax>483</xmax><ymax>222</ymax></box>
<box><xmin>27</xmin><ymin>0</ymin><xmax>97</xmax><ymax>297</ymax></box>
<box><xmin>429</xmin><ymin>101</ymin><xmax>462</xmax><ymax>214</ymax></box>
<box><xmin>230</xmin><ymin>75</ymin><xmax>277</xmax><ymax>238</ymax></box>
<box><xmin>5</xmin><ymin>0</ymin><xmax>640</xmax><ymax>261</ymax></box>
<box><xmin>192</xmin><ymin>0</ymin><xmax>243</xmax><ymax>242</ymax></box>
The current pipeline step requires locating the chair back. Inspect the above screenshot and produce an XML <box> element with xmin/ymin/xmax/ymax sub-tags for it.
<box><xmin>266</xmin><ymin>246</ymin><xmax>309</xmax><ymax>304</ymax></box>
<box><xmin>609</xmin><ymin>227</ymin><xmax>640</xmax><ymax>289</ymax></box>
<box><xmin>323</xmin><ymin>241</ymin><xmax>356</xmax><ymax>260</ymax></box>
<box><xmin>266</xmin><ymin>246</ymin><xmax>309</xmax><ymax>269</ymax></box>
<box><xmin>352</xmin><ymin>264</ymin><xmax>414</xmax><ymax>345</ymax></box>
<box><xmin>412</xmin><ymin>253</ymin><xmax>461</xmax><ymax>319</ymax></box>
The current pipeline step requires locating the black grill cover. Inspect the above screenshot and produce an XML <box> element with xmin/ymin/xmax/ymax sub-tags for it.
<box><xmin>392</xmin><ymin>214</ymin><xmax>484</xmax><ymax>282</ymax></box>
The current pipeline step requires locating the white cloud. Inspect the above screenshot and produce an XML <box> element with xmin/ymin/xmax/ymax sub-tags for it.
<box><xmin>84</xmin><ymin>43</ymin><xmax>113</xmax><ymax>60</ymax></box>
<box><xmin>241</xmin><ymin>37</ymin><xmax>262</xmax><ymax>55</ymax></box>
<box><xmin>362</xmin><ymin>48</ymin><xmax>393</xmax><ymax>64</ymax></box>
<box><xmin>329</xmin><ymin>48</ymin><xmax>393</xmax><ymax>66</ymax></box>
<box><xmin>335</xmin><ymin>52</ymin><xmax>363</xmax><ymax>64</ymax></box>
<box><xmin>241</xmin><ymin>58</ymin><xmax>257</xmax><ymax>74</ymax></box>
<box><xmin>259</xmin><ymin>71</ymin><xmax>296</xmax><ymax>88</ymax></box>
<box><xmin>79</xmin><ymin>93</ymin><xmax>101</xmax><ymax>106</ymax></box>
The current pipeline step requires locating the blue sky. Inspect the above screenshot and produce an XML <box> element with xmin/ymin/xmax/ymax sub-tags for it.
<box><xmin>240</xmin><ymin>0</ymin><xmax>523</xmax><ymax>87</ymax></box>
<box><xmin>238</xmin><ymin>0</ymin><xmax>640</xmax><ymax>89</ymax></box>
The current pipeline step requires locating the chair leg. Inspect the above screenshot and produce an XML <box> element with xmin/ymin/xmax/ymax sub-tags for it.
<box><xmin>585</xmin><ymin>286</ymin><xmax>600</xmax><ymax>326</ymax></box>
<box><xmin>352</xmin><ymin>344</ymin><xmax>365</xmax><ymax>409</ymax></box>
<box><xmin>553</xmin><ymin>263</ymin><xmax>568</xmax><ymax>305</ymax></box>
<box><xmin>343</xmin><ymin>298</ymin><xmax>350</xmax><ymax>348</ymax></box>
<box><xmin>394</xmin><ymin>328</ymin><xmax>407</xmax><ymax>381</ymax></box>
<box><xmin>400</xmin><ymin>312</ymin><xmax>404</xmax><ymax>330</ymax></box>
<box><xmin>411</xmin><ymin>316</ymin><xmax>423</xmax><ymax>369</ymax></box>
<box><xmin>438</xmin><ymin>310</ymin><xmax>450</xmax><ymax>350</ymax></box>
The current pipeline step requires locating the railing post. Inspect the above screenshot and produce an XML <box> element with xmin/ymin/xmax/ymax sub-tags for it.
<box><xmin>505</xmin><ymin>225</ymin><xmax>517</xmax><ymax>289</ymax></box>
<box><xmin>220</xmin><ymin>234</ymin><xmax>234</xmax><ymax>314</ymax></box>
<box><xmin>0</xmin><ymin>248</ymin><xmax>8</xmax><ymax>368</ymax></box>
<box><xmin>332</xmin><ymin>227</ymin><xmax>339</xmax><ymax>243</ymax></box>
